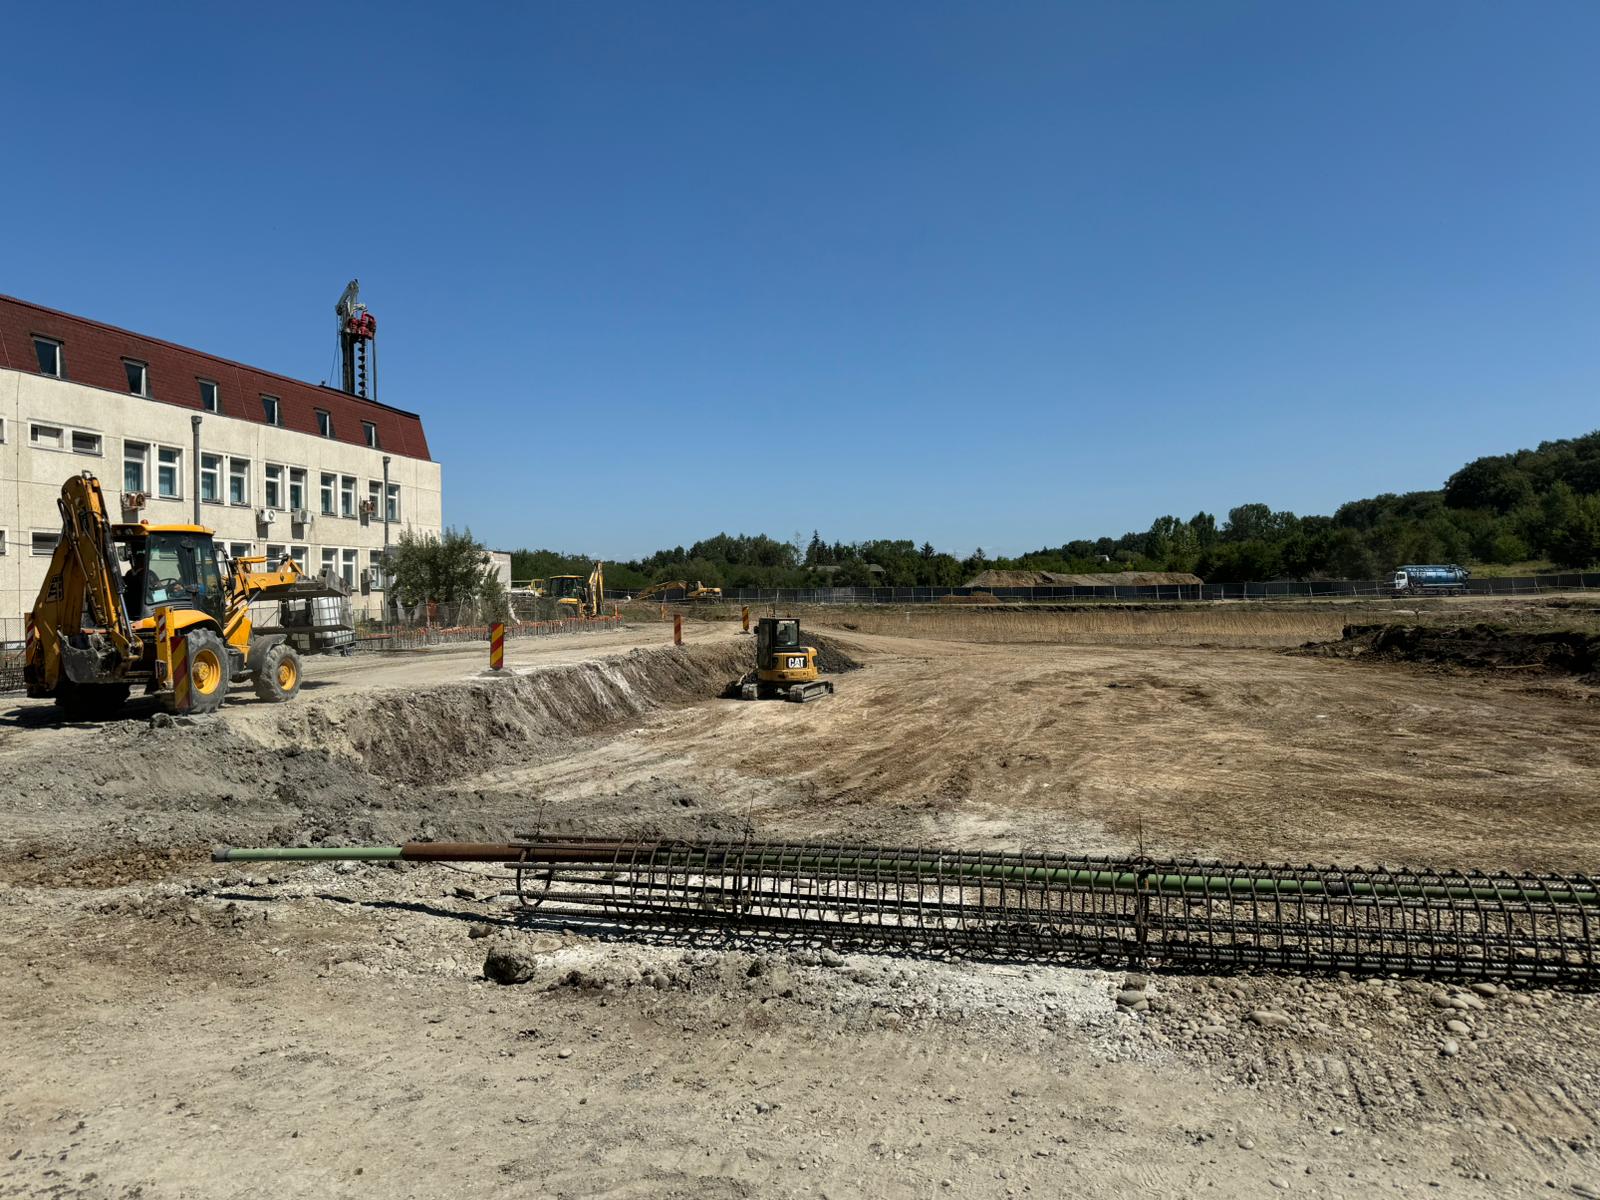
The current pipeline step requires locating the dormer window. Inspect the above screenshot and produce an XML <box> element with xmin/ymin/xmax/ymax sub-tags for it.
<box><xmin>123</xmin><ymin>359</ymin><xmax>149</xmax><ymax>397</ymax></box>
<box><xmin>33</xmin><ymin>337</ymin><xmax>63</xmax><ymax>378</ymax></box>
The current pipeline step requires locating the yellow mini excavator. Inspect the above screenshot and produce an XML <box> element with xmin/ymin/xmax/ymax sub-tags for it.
<box><xmin>737</xmin><ymin>616</ymin><xmax>835</xmax><ymax>703</ymax></box>
<box><xmin>26</xmin><ymin>471</ymin><xmax>350</xmax><ymax>719</ymax></box>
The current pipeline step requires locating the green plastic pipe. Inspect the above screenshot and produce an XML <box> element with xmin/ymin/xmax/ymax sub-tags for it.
<box><xmin>211</xmin><ymin>842</ymin><xmax>1600</xmax><ymax>908</ymax></box>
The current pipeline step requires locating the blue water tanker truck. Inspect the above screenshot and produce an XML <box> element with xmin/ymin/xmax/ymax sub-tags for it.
<box><xmin>1391</xmin><ymin>564</ymin><xmax>1470</xmax><ymax>595</ymax></box>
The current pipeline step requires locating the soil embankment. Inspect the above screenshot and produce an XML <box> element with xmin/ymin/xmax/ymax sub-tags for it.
<box><xmin>1300</xmin><ymin>622</ymin><xmax>1600</xmax><ymax>685</ymax></box>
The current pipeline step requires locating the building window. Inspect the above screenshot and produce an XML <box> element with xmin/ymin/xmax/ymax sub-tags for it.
<box><xmin>124</xmin><ymin>442</ymin><xmax>149</xmax><ymax>494</ymax></box>
<box><xmin>30</xmin><ymin>423</ymin><xmax>64</xmax><ymax>450</ymax></box>
<box><xmin>341</xmin><ymin>548</ymin><xmax>357</xmax><ymax>588</ymax></box>
<box><xmin>289</xmin><ymin>545</ymin><xmax>309</xmax><ymax>569</ymax></box>
<box><xmin>199</xmin><ymin>379</ymin><xmax>219</xmax><ymax>413</ymax></box>
<box><xmin>363</xmin><ymin>421</ymin><xmax>379</xmax><ymax>449</ymax></box>
<box><xmin>261</xmin><ymin>395</ymin><xmax>281</xmax><ymax>426</ymax></box>
<box><xmin>289</xmin><ymin>468</ymin><xmax>307</xmax><ymax>512</ymax></box>
<box><xmin>264</xmin><ymin>464</ymin><xmax>284</xmax><ymax>510</ymax></box>
<box><xmin>229</xmin><ymin>457</ymin><xmax>250</xmax><ymax>505</ymax></box>
<box><xmin>71</xmin><ymin>430</ymin><xmax>103</xmax><ymax>456</ymax></box>
<box><xmin>320</xmin><ymin>473</ymin><xmax>337</xmax><ymax>516</ymax></box>
<box><xmin>385</xmin><ymin>483</ymin><xmax>401</xmax><ymax>523</ymax></box>
<box><xmin>33</xmin><ymin>337</ymin><xmax>63</xmax><ymax>378</ymax></box>
<box><xmin>340</xmin><ymin>475</ymin><xmax>356</xmax><ymax>518</ymax></box>
<box><xmin>201</xmin><ymin>454</ymin><xmax>222</xmax><ymax>504</ymax></box>
<box><xmin>32</xmin><ymin>532</ymin><xmax>60</xmax><ymax>556</ymax></box>
<box><xmin>367</xmin><ymin>480</ymin><xmax>381</xmax><ymax>518</ymax></box>
<box><xmin>266</xmin><ymin>543</ymin><xmax>286</xmax><ymax>566</ymax></box>
<box><xmin>123</xmin><ymin>359</ymin><xmax>149</xmax><ymax>397</ymax></box>
<box><xmin>158</xmin><ymin>447</ymin><xmax>182</xmax><ymax>498</ymax></box>
<box><xmin>0</xmin><ymin>418</ymin><xmax>6</xmax><ymax>442</ymax></box>
<box><xmin>0</xmin><ymin>531</ymin><xmax>7</xmax><ymax>555</ymax></box>
<box><xmin>316</xmin><ymin>409</ymin><xmax>333</xmax><ymax>438</ymax></box>
<box><xmin>228</xmin><ymin>542</ymin><xmax>252</xmax><ymax>563</ymax></box>
<box><xmin>368</xmin><ymin>549</ymin><xmax>386</xmax><ymax>590</ymax></box>
<box><xmin>321</xmin><ymin>548</ymin><xmax>338</xmax><ymax>576</ymax></box>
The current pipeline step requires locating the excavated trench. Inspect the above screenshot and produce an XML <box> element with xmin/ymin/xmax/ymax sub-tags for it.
<box><xmin>0</xmin><ymin>640</ymin><xmax>798</xmax><ymax>885</ymax></box>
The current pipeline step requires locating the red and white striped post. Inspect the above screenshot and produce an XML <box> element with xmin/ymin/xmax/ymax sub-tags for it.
<box><xmin>489</xmin><ymin>622</ymin><xmax>506</xmax><ymax>671</ymax></box>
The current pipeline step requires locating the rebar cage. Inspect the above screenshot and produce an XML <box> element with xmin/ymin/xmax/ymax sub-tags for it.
<box><xmin>503</xmin><ymin>837</ymin><xmax>1600</xmax><ymax>983</ymax></box>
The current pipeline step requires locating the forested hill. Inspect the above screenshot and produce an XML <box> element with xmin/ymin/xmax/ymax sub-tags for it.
<box><xmin>510</xmin><ymin>429</ymin><xmax>1600</xmax><ymax>588</ymax></box>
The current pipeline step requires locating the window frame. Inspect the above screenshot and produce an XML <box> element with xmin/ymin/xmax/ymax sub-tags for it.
<box><xmin>70</xmin><ymin>429</ymin><xmax>103</xmax><ymax>457</ymax></box>
<box><xmin>200</xmin><ymin>453</ymin><xmax>222</xmax><ymax>505</ymax></box>
<box><xmin>123</xmin><ymin>358</ymin><xmax>149</xmax><ymax>397</ymax></box>
<box><xmin>32</xmin><ymin>531</ymin><xmax>61</xmax><ymax>557</ymax></box>
<box><xmin>339</xmin><ymin>475</ymin><xmax>357</xmax><ymax>519</ymax></box>
<box><xmin>261</xmin><ymin>394</ymin><xmax>282</xmax><ymax>426</ymax></box>
<box><xmin>320</xmin><ymin>472</ymin><xmax>337</xmax><ymax>516</ymax></box>
<box><xmin>288</xmin><ymin>467</ymin><xmax>307</xmax><ymax>513</ymax></box>
<box><xmin>157</xmin><ymin>446</ymin><xmax>183</xmax><ymax>499</ymax></box>
<box><xmin>340</xmin><ymin>548</ymin><xmax>358</xmax><ymax>588</ymax></box>
<box><xmin>362</xmin><ymin>421</ymin><xmax>379</xmax><ymax>449</ymax></box>
<box><xmin>385</xmin><ymin>483</ymin><xmax>401</xmax><ymax>523</ymax></box>
<box><xmin>315</xmin><ymin>409</ymin><xmax>333</xmax><ymax>438</ymax></box>
<box><xmin>124</xmin><ymin>441</ymin><xmax>150</xmax><ymax>495</ymax></box>
<box><xmin>228</xmin><ymin>456</ymin><xmax>251</xmax><ymax>506</ymax></box>
<box><xmin>198</xmin><ymin>379</ymin><xmax>220</xmax><ymax>414</ymax></box>
<box><xmin>32</xmin><ymin>336</ymin><xmax>63</xmax><ymax>378</ymax></box>
<box><xmin>263</xmin><ymin>463</ymin><xmax>284</xmax><ymax>511</ymax></box>
<box><xmin>30</xmin><ymin>423</ymin><xmax>65</xmax><ymax>450</ymax></box>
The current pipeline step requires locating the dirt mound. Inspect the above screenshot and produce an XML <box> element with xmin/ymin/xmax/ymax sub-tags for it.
<box><xmin>966</xmin><ymin>570</ymin><xmax>1202</xmax><ymax>588</ymax></box>
<box><xmin>1299</xmin><ymin>623</ymin><xmax>1600</xmax><ymax>683</ymax></box>
<box><xmin>267</xmin><ymin>642</ymin><xmax>753</xmax><ymax>787</ymax></box>
<box><xmin>0</xmin><ymin>642</ymin><xmax>759</xmax><ymax>872</ymax></box>
<box><xmin>808</xmin><ymin>633</ymin><xmax>862</xmax><ymax>675</ymax></box>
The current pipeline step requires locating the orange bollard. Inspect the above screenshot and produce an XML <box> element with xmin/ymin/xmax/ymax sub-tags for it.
<box><xmin>490</xmin><ymin>622</ymin><xmax>505</xmax><ymax>670</ymax></box>
<box><xmin>741</xmin><ymin>605</ymin><xmax>750</xmax><ymax>633</ymax></box>
<box><xmin>674</xmin><ymin>613</ymin><xmax>683</xmax><ymax>646</ymax></box>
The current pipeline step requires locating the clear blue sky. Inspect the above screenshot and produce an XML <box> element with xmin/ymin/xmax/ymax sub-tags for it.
<box><xmin>4</xmin><ymin>2</ymin><xmax>1597</xmax><ymax>559</ymax></box>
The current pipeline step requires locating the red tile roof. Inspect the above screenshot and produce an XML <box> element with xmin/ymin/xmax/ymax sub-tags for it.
<box><xmin>0</xmin><ymin>294</ymin><xmax>432</xmax><ymax>461</ymax></box>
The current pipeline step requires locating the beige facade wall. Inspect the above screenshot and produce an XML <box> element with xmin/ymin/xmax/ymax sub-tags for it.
<box><xmin>0</xmin><ymin>367</ymin><xmax>442</xmax><ymax>626</ymax></box>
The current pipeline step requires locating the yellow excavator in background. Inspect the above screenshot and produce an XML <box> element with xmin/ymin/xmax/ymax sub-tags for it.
<box><xmin>634</xmin><ymin>579</ymin><xmax>723</xmax><ymax>602</ymax></box>
<box><xmin>547</xmin><ymin>561</ymin><xmax>605</xmax><ymax>618</ymax></box>
<box><xmin>26</xmin><ymin>471</ymin><xmax>350</xmax><ymax>719</ymax></box>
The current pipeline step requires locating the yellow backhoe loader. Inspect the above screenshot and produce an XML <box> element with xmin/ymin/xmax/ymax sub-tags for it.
<box><xmin>547</xmin><ymin>562</ymin><xmax>605</xmax><ymax>618</ymax></box>
<box><xmin>736</xmin><ymin>616</ymin><xmax>835</xmax><ymax>703</ymax></box>
<box><xmin>25</xmin><ymin>471</ymin><xmax>350</xmax><ymax>719</ymax></box>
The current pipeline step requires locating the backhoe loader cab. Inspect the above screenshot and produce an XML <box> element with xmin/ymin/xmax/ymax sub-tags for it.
<box><xmin>739</xmin><ymin>616</ymin><xmax>835</xmax><ymax>703</ymax></box>
<box><xmin>547</xmin><ymin>562</ymin><xmax>605</xmax><ymax>618</ymax></box>
<box><xmin>27</xmin><ymin>472</ymin><xmax>350</xmax><ymax>720</ymax></box>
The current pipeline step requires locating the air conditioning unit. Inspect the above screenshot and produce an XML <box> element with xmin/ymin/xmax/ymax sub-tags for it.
<box><xmin>290</xmin><ymin>508</ymin><xmax>310</xmax><ymax>525</ymax></box>
<box><xmin>122</xmin><ymin>491</ymin><xmax>148</xmax><ymax>511</ymax></box>
<box><xmin>257</xmin><ymin>508</ymin><xmax>277</xmax><ymax>525</ymax></box>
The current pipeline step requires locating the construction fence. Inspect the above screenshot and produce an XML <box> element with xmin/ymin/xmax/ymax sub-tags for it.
<box><xmin>712</xmin><ymin>572</ymin><xmax>1600</xmax><ymax>607</ymax></box>
<box><xmin>351</xmin><ymin>613</ymin><xmax>622</xmax><ymax>653</ymax></box>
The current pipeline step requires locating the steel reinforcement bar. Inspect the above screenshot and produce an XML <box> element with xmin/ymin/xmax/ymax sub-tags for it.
<box><xmin>213</xmin><ymin>837</ymin><xmax>1600</xmax><ymax>983</ymax></box>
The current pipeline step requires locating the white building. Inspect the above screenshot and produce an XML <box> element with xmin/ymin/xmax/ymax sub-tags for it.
<box><xmin>0</xmin><ymin>293</ymin><xmax>442</xmax><ymax>627</ymax></box>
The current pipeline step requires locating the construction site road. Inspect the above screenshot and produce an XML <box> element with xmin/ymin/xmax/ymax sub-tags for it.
<box><xmin>2</xmin><ymin>604</ymin><xmax>1598</xmax><ymax>1198</ymax></box>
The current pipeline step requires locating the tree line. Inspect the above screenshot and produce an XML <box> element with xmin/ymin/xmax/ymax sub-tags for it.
<box><xmin>486</xmin><ymin>428</ymin><xmax>1600</xmax><ymax>589</ymax></box>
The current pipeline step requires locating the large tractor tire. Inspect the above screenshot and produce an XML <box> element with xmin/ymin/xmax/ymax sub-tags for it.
<box><xmin>252</xmin><ymin>643</ymin><xmax>303</xmax><ymax>703</ymax></box>
<box><xmin>181</xmin><ymin>629</ymin><xmax>230</xmax><ymax>715</ymax></box>
<box><xmin>55</xmin><ymin>679</ymin><xmax>131</xmax><ymax>721</ymax></box>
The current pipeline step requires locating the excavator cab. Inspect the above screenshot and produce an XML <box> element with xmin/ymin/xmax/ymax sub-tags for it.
<box><xmin>740</xmin><ymin>616</ymin><xmax>834</xmax><ymax>703</ymax></box>
<box><xmin>126</xmin><ymin>530</ymin><xmax>226</xmax><ymax>624</ymax></box>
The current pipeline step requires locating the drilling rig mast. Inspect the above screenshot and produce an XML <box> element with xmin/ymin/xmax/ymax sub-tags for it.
<box><xmin>335</xmin><ymin>279</ymin><xmax>378</xmax><ymax>400</ymax></box>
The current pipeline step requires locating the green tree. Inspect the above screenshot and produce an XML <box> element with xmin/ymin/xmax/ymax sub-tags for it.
<box><xmin>387</xmin><ymin>526</ymin><xmax>491</xmax><ymax>608</ymax></box>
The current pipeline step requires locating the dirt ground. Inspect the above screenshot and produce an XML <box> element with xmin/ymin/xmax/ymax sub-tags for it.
<box><xmin>3</xmin><ymin>602</ymin><xmax>1599</xmax><ymax>1198</ymax></box>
